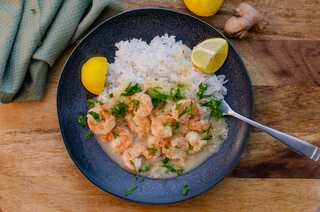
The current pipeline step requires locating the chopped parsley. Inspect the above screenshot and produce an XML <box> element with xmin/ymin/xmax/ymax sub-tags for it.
<box><xmin>186</xmin><ymin>145</ymin><xmax>193</xmax><ymax>154</ymax></box>
<box><xmin>121</xmin><ymin>82</ymin><xmax>142</xmax><ymax>96</ymax></box>
<box><xmin>84</xmin><ymin>130</ymin><xmax>92</xmax><ymax>141</ymax></box>
<box><xmin>139</xmin><ymin>165</ymin><xmax>152</xmax><ymax>173</ymax></box>
<box><xmin>177</xmin><ymin>100</ymin><xmax>195</xmax><ymax>119</ymax></box>
<box><xmin>95</xmin><ymin>99</ymin><xmax>103</xmax><ymax>106</ymax></box>
<box><xmin>202</xmin><ymin>135</ymin><xmax>213</xmax><ymax>140</ymax></box>
<box><xmin>88</xmin><ymin>111</ymin><xmax>100</xmax><ymax>122</ymax></box>
<box><xmin>112</xmin><ymin>132</ymin><xmax>119</xmax><ymax>139</ymax></box>
<box><xmin>130</xmin><ymin>99</ymin><xmax>139</xmax><ymax>111</ymax></box>
<box><xmin>197</xmin><ymin>124</ymin><xmax>212</xmax><ymax>134</ymax></box>
<box><xmin>86</xmin><ymin>99</ymin><xmax>95</xmax><ymax>108</ymax></box>
<box><xmin>103</xmin><ymin>109</ymin><xmax>111</xmax><ymax>114</ymax></box>
<box><xmin>174</xmin><ymin>122</ymin><xmax>180</xmax><ymax>130</ymax></box>
<box><xmin>30</xmin><ymin>9</ymin><xmax>36</xmax><ymax>14</ymax></box>
<box><xmin>218</xmin><ymin>135</ymin><xmax>224</xmax><ymax>139</ymax></box>
<box><xmin>125</xmin><ymin>185</ymin><xmax>138</xmax><ymax>196</ymax></box>
<box><xmin>128</xmin><ymin>152</ymin><xmax>131</xmax><ymax>157</ymax></box>
<box><xmin>112</xmin><ymin>102</ymin><xmax>129</xmax><ymax>118</ymax></box>
<box><xmin>164</xmin><ymin>145</ymin><xmax>169</xmax><ymax>149</ymax></box>
<box><xmin>201</xmin><ymin>98</ymin><xmax>224</xmax><ymax>120</ymax></box>
<box><xmin>76</xmin><ymin>115</ymin><xmax>87</xmax><ymax>126</ymax></box>
<box><xmin>130</xmin><ymin>160</ymin><xmax>139</xmax><ymax>178</ymax></box>
<box><xmin>168</xmin><ymin>84</ymin><xmax>187</xmax><ymax>102</ymax></box>
<box><xmin>38</xmin><ymin>41</ymin><xmax>42</xmax><ymax>47</ymax></box>
<box><xmin>174</xmin><ymin>145</ymin><xmax>180</xmax><ymax>149</ymax></box>
<box><xmin>160</xmin><ymin>157</ymin><xmax>184</xmax><ymax>175</ymax></box>
<box><xmin>182</xmin><ymin>184</ymin><xmax>189</xmax><ymax>196</ymax></box>
<box><xmin>147</xmin><ymin>146</ymin><xmax>158</xmax><ymax>155</ymax></box>
<box><xmin>109</xmin><ymin>93</ymin><xmax>114</xmax><ymax>99</ymax></box>
<box><xmin>197</xmin><ymin>82</ymin><xmax>211</xmax><ymax>99</ymax></box>
<box><xmin>175</xmin><ymin>103</ymin><xmax>182</xmax><ymax>110</ymax></box>
<box><xmin>147</xmin><ymin>87</ymin><xmax>168</xmax><ymax>109</ymax></box>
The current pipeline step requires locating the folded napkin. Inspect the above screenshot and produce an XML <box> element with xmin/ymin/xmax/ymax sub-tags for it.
<box><xmin>0</xmin><ymin>0</ymin><xmax>124</xmax><ymax>104</ymax></box>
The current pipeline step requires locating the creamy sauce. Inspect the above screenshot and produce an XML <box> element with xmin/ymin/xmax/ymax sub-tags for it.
<box><xmin>94</xmin><ymin>117</ymin><xmax>228</xmax><ymax>179</ymax></box>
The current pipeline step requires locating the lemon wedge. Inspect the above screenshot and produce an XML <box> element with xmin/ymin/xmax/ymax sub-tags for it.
<box><xmin>183</xmin><ymin>0</ymin><xmax>224</xmax><ymax>17</ymax></box>
<box><xmin>191</xmin><ymin>38</ymin><xmax>229</xmax><ymax>74</ymax></box>
<box><xmin>81</xmin><ymin>57</ymin><xmax>108</xmax><ymax>95</ymax></box>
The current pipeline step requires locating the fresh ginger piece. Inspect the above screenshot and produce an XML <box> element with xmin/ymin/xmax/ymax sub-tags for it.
<box><xmin>224</xmin><ymin>2</ymin><xmax>269</xmax><ymax>39</ymax></box>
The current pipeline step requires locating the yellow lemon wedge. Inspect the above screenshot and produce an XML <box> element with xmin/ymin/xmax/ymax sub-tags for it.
<box><xmin>191</xmin><ymin>38</ymin><xmax>229</xmax><ymax>74</ymax></box>
<box><xmin>81</xmin><ymin>57</ymin><xmax>108</xmax><ymax>95</ymax></box>
<box><xmin>183</xmin><ymin>0</ymin><xmax>224</xmax><ymax>17</ymax></box>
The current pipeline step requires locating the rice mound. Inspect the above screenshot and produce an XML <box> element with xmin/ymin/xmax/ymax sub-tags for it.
<box><xmin>100</xmin><ymin>34</ymin><xmax>227</xmax><ymax>110</ymax></box>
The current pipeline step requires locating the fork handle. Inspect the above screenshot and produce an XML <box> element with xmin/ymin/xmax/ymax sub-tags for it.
<box><xmin>230</xmin><ymin>111</ymin><xmax>320</xmax><ymax>161</ymax></box>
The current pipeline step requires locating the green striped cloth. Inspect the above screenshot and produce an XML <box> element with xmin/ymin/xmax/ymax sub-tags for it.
<box><xmin>0</xmin><ymin>0</ymin><xmax>124</xmax><ymax>104</ymax></box>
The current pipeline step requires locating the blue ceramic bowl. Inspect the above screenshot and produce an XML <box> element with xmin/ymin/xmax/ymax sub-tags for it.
<box><xmin>57</xmin><ymin>8</ymin><xmax>254</xmax><ymax>204</ymax></box>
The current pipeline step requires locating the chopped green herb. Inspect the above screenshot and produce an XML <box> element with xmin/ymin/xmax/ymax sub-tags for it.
<box><xmin>174</xmin><ymin>145</ymin><xmax>180</xmax><ymax>149</ymax></box>
<box><xmin>141</xmin><ymin>177</ymin><xmax>144</xmax><ymax>182</ymax></box>
<box><xmin>218</xmin><ymin>135</ymin><xmax>224</xmax><ymax>139</ymax></box>
<box><xmin>164</xmin><ymin>145</ymin><xmax>169</xmax><ymax>149</ymax></box>
<box><xmin>147</xmin><ymin>146</ymin><xmax>158</xmax><ymax>155</ymax></box>
<box><xmin>201</xmin><ymin>98</ymin><xmax>224</xmax><ymax>120</ymax></box>
<box><xmin>197</xmin><ymin>82</ymin><xmax>211</xmax><ymax>99</ymax></box>
<box><xmin>112</xmin><ymin>102</ymin><xmax>129</xmax><ymax>118</ymax></box>
<box><xmin>162</xmin><ymin>122</ymin><xmax>175</xmax><ymax>126</ymax></box>
<box><xmin>95</xmin><ymin>99</ymin><xmax>103</xmax><ymax>106</ymax></box>
<box><xmin>109</xmin><ymin>93</ymin><xmax>114</xmax><ymax>99</ymax></box>
<box><xmin>103</xmin><ymin>109</ymin><xmax>111</xmax><ymax>114</ymax></box>
<box><xmin>130</xmin><ymin>99</ymin><xmax>139</xmax><ymax>111</ymax></box>
<box><xmin>128</xmin><ymin>152</ymin><xmax>131</xmax><ymax>157</ymax></box>
<box><xmin>174</xmin><ymin>122</ymin><xmax>180</xmax><ymax>130</ymax></box>
<box><xmin>186</xmin><ymin>145</ymin><xmax>193</xmax><ymax>154</ymax></box>
<box><xmin>202</xmin><ymin>135</ymin><xmax>213</xmax><ymax>140</ymax></box>
<box><xmin>30</xmin><ymin>9</ymin><xmax>36</xmax><ymax>14</ymax></box>
<box><xmin>112</xmin><ymin>132</ymin><xmax>119</xmax><ymax>139</ymax></box>
<box><xmin>84</xmin><ymin>130</ymin><xmax>92</xmax><ymax>141</ymax></box>
<box><xmin>182</xmin><ymin>184</ymin><xmax>189</xmax><ymax>196</ymax></box>
<box><xmin>130</xmin><ymin>160</ymin><xmax>139</xmax><ymax>178</ymax></box>
<box><xmin>160</xmin><ymin>158</ymin><xmax>184</xmax><ymax>175</ymax></box>
<box><xmin>147</xmin><ymin>87</ymin><xmax>168</xmax><ymax>109</ymax></box>
<box><xmin>38</xmin><ymin>41</ymin><xmax>42</xmax><ymax>47</ymax></box>
<box><xmin>125</xmin><ymin>185</ymin><xmax>138</xmax><ymax>196</ymax></box>
<box><xmin>121</xmin><ymin>82</ymin><xmax>142</xmax><ymax>96</ymax></box>
<box><xmin>197</xmin><ymin>124</ymin><xmax>212</xmax><ymax>134</ymax></box>
<box><xmin>175</xmin><ymin>103</ymin><xmax>182</xmax><ymax>110</ymax></box>
<box><xmin>177</xmin><ymin>106</ymin><xmax>189</xmax><ymax>119</ymax></box>
<box><xmin>168</xmin><ymin>85</ymin><xmax>187</xmax><ymax>102</ymax></box>
<box><xmin>86</xmin><ymin>99</ymin><xmax>95</xmax><ymax>108</ymax></box>
<box><xmin>139</xmin><ymin>165</ymin><xmax>152</xmax><ymax>173</ymax></box>
<box><xmin>161</xmin><ymin>157</ymin><xmax>170</xmax><ymax>164</ymax></box>
<box><xmin>88</xmin><ymin>111</ymin><xmax>100</xmax><ymax>122</ymax></box>
<box><xmin>76</xmin><ymin>115</ymin><xmax>87</xmax><ymax>126</ymax></box>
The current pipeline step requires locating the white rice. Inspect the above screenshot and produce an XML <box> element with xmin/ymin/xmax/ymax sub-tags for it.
<box><xmin>99</xmin><ymin>34</ymin><xmax>227</xmax><ymax>118</ymax></box>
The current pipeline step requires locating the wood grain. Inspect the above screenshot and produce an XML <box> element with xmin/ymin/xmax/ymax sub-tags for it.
<box><xmin>1</xmin><ymin>0</ymin><xmax>320</xmax><ymax>211</ymax></box>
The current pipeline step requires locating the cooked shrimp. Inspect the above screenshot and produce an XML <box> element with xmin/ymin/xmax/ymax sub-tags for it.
<box><xmin>125</xmin><ymin>112</ymin><xmax>151</xmax><ymax>139</ymax></box>
<box><xmin>185</xmin><ymin>131</ymin><xmax>207</xmax><ymax>153</ymax></box>
<box><xmin>87</xmin><ymin>105</ymin><xmax>116</xmax><ymax>135</ymax></box>
<box><xmin>102</xmin><ymin>126</ymin><xmax>133</xmax><ymax>154</ymax></box>
<box><xmin>151</xmin><ymin>115</ymin><xmax>176</xmax><ymax>138</ymax></box>
<box><xmin>170</xmin><ymin>135</ymin><xmax>189</xmax><ymax>151</ymax></box>
<box><xmin>147</xmin><ymin>136</ymin><xmax>164</xmax><ymax>157</ymax></box>
<box><xmin>128</xmin><ymin>93</ymin><xmax>154</xmax><ymax>117</ymax></box>
<box><xmin>122</xmin><ymin>144</ymin><xmax>153</xmax><ymax>170</ymax></box>
<box><xmin>171</xmin><ymin>100</ymin><xmax>200</xmax><ymax>124</ymax></box>
<box><xmin>189</xmin><ymin>120</ymin><xmax>211</xmax><ymax>133</ymax></box>
<box><xmin>161</xmin><ymin>141</ymin><xmax>187</xmax><ymax>161</ymax></box>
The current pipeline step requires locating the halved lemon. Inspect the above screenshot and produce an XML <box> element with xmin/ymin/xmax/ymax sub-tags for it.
<box><xmin>191</xmin><ymin>38</ymin><xmax>229</xmax><ymax>74</ymax></box>
<box><xmin>184</xmin><ymin>0</ymin><xmax>224</xmax><ymax>17</ymax></box>
<box><xmin>81</xmin><ymin>57</ymin><xmax>108</xmax><ymax>95</ymax></box>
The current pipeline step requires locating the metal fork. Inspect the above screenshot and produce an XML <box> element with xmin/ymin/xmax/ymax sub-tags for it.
<box><xmin>220</xmin><ymin>99</ymin><xmax>320</xmax><ymax>161</ymax></box>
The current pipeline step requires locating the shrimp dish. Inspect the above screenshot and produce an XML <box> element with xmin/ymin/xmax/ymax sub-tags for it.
<box><xmin>85</xmin><ymin>34</ymin><xmax>228</xmax><ymax>179</ymax></box>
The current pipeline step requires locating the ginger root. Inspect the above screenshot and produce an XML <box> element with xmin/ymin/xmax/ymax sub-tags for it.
<box><xmin>224</xmin><ymin>2</ymin><xmax>269</xmax><ymax>39</ymax></box>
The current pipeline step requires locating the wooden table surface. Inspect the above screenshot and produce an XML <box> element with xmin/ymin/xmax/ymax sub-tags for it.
<box><xmin>1</xmin><ymin>0</ymin><xmax>320</xmax><ymax>211</ymax></box>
